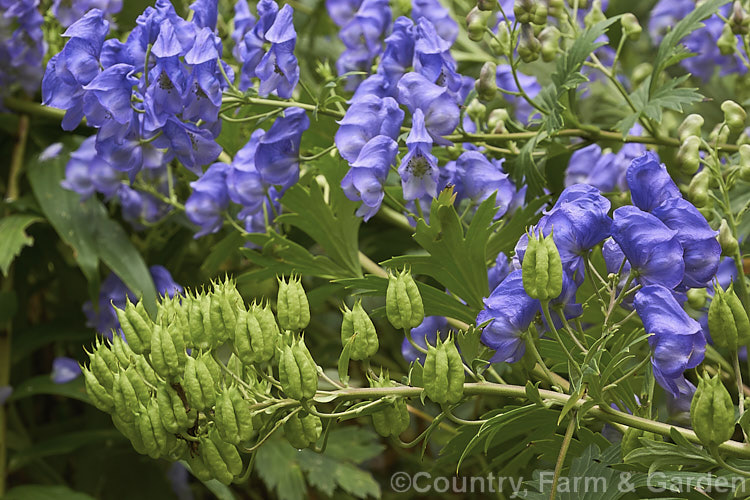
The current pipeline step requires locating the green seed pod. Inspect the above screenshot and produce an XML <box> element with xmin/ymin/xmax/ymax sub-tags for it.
<box><xmin>229</xmin><ymin>386</ymin><xmax>255</xmax><ymax>443</ymax></box>
<box><xmin>678</xmin><ymin>114</ymin><xmax>704</xmax><ymax>142</ymax></box>
<box><xmin>369</xmin><ymin>375</ymin><xmax>410</xmax><ymax>437</ymax></box>
<box><xmin>187</xmin><ymin>291</ymin><xmax>212</xmax><ymax>351</ymax></box>
<box><xmin>722</xmin><ymin>100</ymin><xmax>747</xmax><ymax>132</ymax></box>
<box><xmin>491</xmin><ymin>21</ymin><xmax>511</xmax><ymax>56</ymax></box>
<box><xmin>136</xmin><ymin>404</ymin><xmax>160</xmax><ymax>459</ymax></box>
<box><xmin>690</xmin><ymin>372</ymin><xmax>736</xmax><ymax>448</ymax></box>
<box><xmin>279</xmin><ymin>337</ymin><xmax>318</xmax><ymax>400</ymax></box>
<box><xmin>186</xmin><ymin>451</ymin><xmax>213</xmax><ymax>482</ymax></box>
<box><xmin>386</xmin><ymin>268</ymin><xmax>425</xmax><ymax>330</ymax></box>
<box><xmin>513</xmin><ymin>0</ymin><xmax>534</xmax><ymax>23</ymax></box>
<box><xmin>209</xmin><ymin>277</ymin><xmax>244</xmax><ymax>344</ymax></box>
<box><xmin>621</xmin><ymin>13</ymin><xmax>642</xmax><ymax>40</ymax></box>
<box><xmin>110</xmin><ymin>334</ymin><xmax>135</xmax><ymax>369</ymax></box>
<box><xmin>522</xmin><ymin>230</ymin><xmax>563</xmax><ymax>301</ymax></box>
<box><xmin>112</xmin><ymin>370</ymin><xmax>138</xmax><ymax>419</ymax></box>
<box><xmin>719</xmin><ymin>219</ymin><xmax>740</xmax><ymax>256</ymax></box>
<box><xmin>82</xmin><ymin>364</ymin><xmax>115</xmax><ymax>412</ymax></box>
<box><xmin>687</xmin><ymin>288</ymin><xmax>708</xmax><ymax>310</ymax></box>
<box><xmin>517</xmin><ymin>24</ymin><xmax>541</xmax><ymax>63</ymax></box>
<box><xmin>234</xmin><ymin>304</ymin><xmax>277</xmax><ymax>365</ymax></box>
<box><xmin>718</xmin><ymin>23</ymin><xmax>737</xmax><ymax>55</ymax></box>
<box><xmin>739</xmin><ymin>145</ymin><xmax>750</xmax><ymax>182</ymax></box>
<box><xmin>284</xmin><ymin>412</ymin><xmax>322</xmax><ymax>450</ymax></box>
<box><xmin>210</xmin><ymin>428</ymin><xmax>243</xmax><ymax>477</ymax></box>
<box><xmin>467</xmin><ymin>98</ymin><xmax>486</xmax><ymax>122</ymax></box>
<box><xmin>157</xmin><ymin>382</ymin><xmax>189</xmax><ymax>433</ymax></box>
<box><xmin>539</xmin><ymin>26</ymin><xmax>560</xmax><ymax>62</ymax></box>
<box><xmin>124</xmin><ymin>366</ymin><xmax>151</xmax><ymax>405</ymax></box>
<box><xmin>277</xmin><ymin>275</ymin><xmax>310</xmax><ymax>332</ymax></box>
<box><xmin>147</xmin><ymin>398</ymin><xmax>169</xmax><ymax>454</ymax></box>
<box><xmin>466</xmin><ymin>7</ymin><xmax>490</xmax><ymax>42</ymax></box>
<box><xmin>135</xmin><ymin>355</ymin><xmax>160</xmax><ymax>388</ymax></box>
<box><xmin>112</xmin><ymin>413</ymin><xmax>148</xmax><ymax>455</ymax></box>
<box><xmin>709</xmin><ymin>284</ymin><xmax>750</xmax><ymax>351</ymax></box>
<box><xmin>87</xmin><ymin>348</ymin><xmax>115</xmax><ymax>391</ymax></box>
<box><xmin>676</xmin><ymin>136</ymin><xmax>701</xmax><ymax>175</ymax></box>
<box><xmin>115</xmin><ymin>298</ymin><xmax>153</xmax><ymax>354</ymax></box>
<box><xmin>688</xmin><ymin>168</ymin><xmax>710</xmax><ymax>208</ymax></box>
<box><xmin>183</xmin><ymin>355</ymin><xmax>216</xmax><ymax>410</ymax></box>
<box><xmin>422</xmin><ymin>336</ymin><xmax>465</xmax><ymax>405</ymax></box>
<box><xmin>214</xmin><ymin>389</ymin><xmax>240</xmax><ymax>445</ymax></box>
<box><xmin>341</xmin><ymin>300</ymin><xmax>379</xmax><ymax>360</ymax></box>
<box><xmin>150</xmin><ymin>322</ymin><xmax>187</xmax><ymax>379</ymax></box>
<box><xmin>200</xmin><ymin>435</ymin><xmax>234</xmax><ymax>485</ymax></box>
<box><xmin>475</xmin><ymin>61</ymin><xmax>497</xmax><ymax>101</ymax></box>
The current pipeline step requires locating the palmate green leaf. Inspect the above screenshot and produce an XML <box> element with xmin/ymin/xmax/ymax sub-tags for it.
<box><xmin>624</xmin><ymin>436</ymin><xmax>716</xmax><ymax>473</ymax></box>
<box><xmin>0</xmin><ymin>214</ymin><xmax>40</xmax><ymax>276</ymax></box>
<box><xmin>381</xmin><ymin>189</ymin><xmax>499</xmax><ymax>311</ymax></box>
<box><xmin>336</xmin><ymin>274</ymin><xmax>476</xmax><ymax>324</ymax></box>
<box><xmin>27</xmin><ymin>152</ymin><xmax>158</xmax><ymax>316</ymax></box>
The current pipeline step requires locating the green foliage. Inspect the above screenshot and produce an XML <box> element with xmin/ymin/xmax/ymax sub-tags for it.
<box><xmin>0</xmin><ymin>215</ymin><xmax>39</xmax><ymax>276</ymax></box>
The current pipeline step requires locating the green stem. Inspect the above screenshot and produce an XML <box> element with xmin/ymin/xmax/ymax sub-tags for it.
<box><xmin>541</xmin><ymin>301</ymin><xmax>581</xmax><ymax>377</ymax></box>
<box><xmin>550</xmin><ymin>412</ymin><xmax>577</xmax><ymax>500</ymax></box>
<box><xmin>524</xmin><ymin>328</ymin><xmax>560</xmax><ymax>390</ymax></box>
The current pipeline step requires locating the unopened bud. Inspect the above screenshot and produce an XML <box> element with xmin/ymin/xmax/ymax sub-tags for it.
<box><xmin>539</xmin><ymin>26</ymin><xmax>560</xmax><ymax>61</ymax></box>
<box><xmin>687</xmin><ymin>288</ymin><xmax>708</xmax><ymax>310</ymax></box>
<box><xmin>488</xmin><ymin>108</ymin><xmax>510</xmax><ymax>133</ymax></box>
<box><xmin>677</xmin><ymin>136</ymin><xmax>702</xmax><ymax>175</ymax></box>
<box><xmin>475</xmin><ymin>61</ymin><xmax>498</xmax><ymax>101</ymax></box>
<box><xmin>583</xmin><ymin>0</ymin><xmax>606</xmax><ymax>27</ymax></box>
<box><xmin>513</xmin><ymin>0</ymin><xmax>535</xmax><ymax>24</ymax></box>
<box><xmin>477</xmin><ymin>0</ymin><xmax>496</xmax><ymax>11</ymax></box>
<box><xmin>518</xmin><ymin>24</ymin><xmax>541</xmax><ymax>63</ymax></box>
<box><xmin>631</xmin><ymin>63</ymin><xmax>652</xmax><ymax>88</ymax></box>
<box><xmin>621</xmin><ymin>13</ymin><xmax>642</xmax><ymax>40</ymax></box>
<box><xmin>688</xmin><ymin>168</ymin><xmax>711</xmax><ymax>208</ymax></box>
<box><xmin>722</xmin><ymin>100</ymin><xmax>747</xmax><ymax>132</ymax></box>
<box><xmin>491</xmin><ymin>21</ymin><xmax>512</xmax><ymax>56</ymax></box>
<box><xmin>678</xmin><ymin>114</ymin><xmax>704</xmax><ymax>141</ymax></box>
<box><xmin>730</xmin><ymin>1</ymin><xmax>749</xmax><ymax>35</ymax></box>
<box><xmin>739</xmin><ymin>144</ymin><xmax>750</xmax><ymax>181</ymax></box>
<box><xmin>467</xmin><ymin>7</ymin><xmax>491</xmax><ymax>42</ymax></box>
<box><xmin>467</xmin><ymin>98</ymin><xmax>487</xmax><ymax>121</ymax></box>
<box><xmin>718</xmin><ymin>23</ymin><xmax>737</xmax><ymax>55</ymax></box>
<box><xmin>710</xmin><ymin>122</ymin><xmax>730</xmax><ymax>144</ymax></box>
<box><xmin>719</xmin><ymin>219</ymin><xmax>740</xmax><ymax>256</ymax></box>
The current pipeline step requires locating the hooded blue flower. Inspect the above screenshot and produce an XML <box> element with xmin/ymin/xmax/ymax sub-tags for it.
<box><xmin>62</xmin><ymin>136</ymin><xmax>122</xmax><ymax>200</ymax></box>
<box><xmin>51</xmin><ymin>357</ymin><xmax>82</xmax><ymax>384</ymax></box>
<box><xmin>411</xmin><ymin>0</ymin><xmax>458</xmax><ymax>44</ymax></box>
<box><xmin>626</xmin><ymin>151</ymin><xmax>681</xmax><ymax>213</ymax></box>
<box><xmin>118</xmin><ymin>184</ymin><xmax>171</xmax><ymax>226</ymax></box>
<box><xmin>254</xmin><ymin>107</ymin><xmax>310</xmax><ymax>188</ymax></box>
<box><xmin>398</xmin><ymin>109</ymin><xmax>439</xmax><ymax>200</ymax></box>
<box><xmin>414</xmin><ymin>18</ymin><xmax>461</xmax><ymax>94</ymax></box>
<box><xmin>378</xmin><ymin>17</ymin><xmax>415</xmax><ymax>86</ymax></box>
<box><xmin>651</xmin><ymin>198</ymin><xmax>720</xmax><ymax>288</ymax></box>
<box><xmin>226</xmin><ymin>129</ymin><xmax>266</xmax><ymax>216</ymax></box>
<box><xmin>156</xmin><ymin>119</ymin><xmax>223</xmax><ymax>174</ymax></box>
<box><xmin>397</xmin><ymin>72</ymin><xmax>459</xmax><ymax>145</ymax></box>
<box><xmin>185</xmin><ymin>163</ymin><xmax>230</xmax><ymax>237</ymax></box>
<box><xmin>402</xmin><ymin>316</ymin><xmax>448</xmax><ymax>363</ymax></box>
<box><xmin>326</xmin><ymin>0</ymin><xmax>361</xmax><ymax>27</ymax></box>
<box><xmin>1</xmin><ymin>0</ymin><xmax>46</xmax><ymax>97</ymax></box>
<box><xmin>634</xmin><ymin>285</ymin><xmax>706</xmax><ymax>397</ymax></box>
<box><xmin>52</xmin><ymin>0</ymin><xmax>122</xmax><ymax>27</ymax></box>
<box><xmin>189</xmin><ymin>0</ymin><xmax>218</xmax><ymax>30</ymax></box>
<box><xmin>611</xmin><ymin>206</ymin><xmax>685</xmax><ymax>289</ymax></box>
<box><xmin>565</xmin><ymin>144</ymin><xmax>619</xmax><ymax>193</ymax></box>
<box><xmin>488</xmin><ymin>252</ymin><xmax>511</xmax><ymax>291</ymax></box>
<box><xmin>341</xmin><ymin>135</ymin><xmax>398</xmax><ymax>221</ymax></box>
<box><xmin>477</xmin><ymin>270</ymin><xmax>540</xmax><ymax>363</ymax></box>
<box><xmin>335</xmin><ymin>94</ymin><xmax>404</xmax><ymax>163</ymax></box>
<box><xmin>456</xmin><ymin>151</ymin><xmax>515</xmax><ymax>217</ymax></box>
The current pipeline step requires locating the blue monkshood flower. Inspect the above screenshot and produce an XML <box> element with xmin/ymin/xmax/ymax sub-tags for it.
<box><xmin>155</xmin><ymin>118</ymin><xmax>222</xmax><ymax>174</ymax></box>
<box><xmin>52</xmin><ymin>0</ymin><xmax>122</xmax><ymax>27</ymax></box>
<box><xmin>241</xmin><ymin>188</ymin><xmax>281</xmax><ymax>235</ymax></box>
<box><xmin>565</xmin><ymin>144</ymin><xmax>618</xmax><ymax>193</ymax></box>
<box><xmin>411</xmin><ymin>0</ymin><xmax>458</xmax><ymax>44</ymax></box>
<box><xmin>516</xmin><ymin>184</ymin><xmax>613</xmax><ymax>283</ymax></box>
<box><xmin>477</xmin><ymin>270</ymin><xmax>540</xmax><ymax>363</ymax></box>
<box><xmin>455</xmin><ymin>151</ymin><xmax>516</xmax><ymax>218</ymax></box>
<box><xmin>62</xmin><ymin>136</ymin><xmax>122</xmax><ymax>200</ymax></box>
<box><xmin>414</xmin><ymin>18</ymin><xmax>461</xmax><ymax>94</ymax></box>
<box><xmin>341</xmin><ymin>135</ymin><xmax>398</xmax><ymax>221</ymax></box>
<box><xmin>652</xmin><ymin>198</ymin><xmax>720</xmax><ymax>288</ymax></box>
<box><xmin>118</xmin><ymin>184</ymin><xmax>171</xmax><ymax>226</ymax></box>
<box><xmin>95</xmin><ymin>126</ymin><xmax>167</xmax><ymax>177</ymax></box>
<box><xmin>377</xmin><ymin>17</ymin><xmax>415</xmax><ymax>87</ymax></box>
<box><xmin>335</xmin><ymin>94</ymin><xmax>404</xmax><ymax>163</ymax></box>
<box><xmin>397</xmin><ymin>72</ymin><xmax>460</xmax><ymax>145</ymax></box>
<box><xmin>84</xmin><ymin>63</ymin><xmax>140</xmax><ymax>130</ymax></box>
<box><xmin>611</xmin><ymin>128</ymin><xmax>647</xmax><ymax>191</ymax></box>
<box><xmin>0</xmin><ymin>386</ymin><xmax>12</xmax><ymax>406</ymax></box>
<box><xmin>488</xmin><ymin>252</ymin><xmax>511</xmax><ymax>291</ymax></box>
<box><xmin>338</xmin><ymin>0</ymin><xmax>390</xmax><ymax>54</ymax></box>
<box><xmin>238</xmin><ymin>1</ymin><xmax>299</xmax><ymax>98</ymax></box>
<box><xmin>167</xmin><ymin>462</ymin><xmax>194</xmax><ymax>500</ymax></box>
<box><xmin>402</xmin><ymin>316</ymin><xmax>449</xmax><ymax>364</ymax></box>
<box><xmin>185</xmin><ymin>163</ymin><xmax>230</xmax><ymax>237</ymax></box>
<box><xmin>398</xmin><ymin>109</ymin><xmax>439</xmax><ymax>200</ymax></box>
<box><xmin>190</xmin><ymin>0</ymin><xmax>218</xmax><ymax>30</ymax></box>
<box><xmin>326</xmin><ymin>0</ymin><xmax>362</xmax><ymax>27</ymax></box>
<box><xmin>227</xmin><ymin>129</ymin><xmax>266</xmax><ymax>216</ymax></box>
<box><xmin>351</xmin><ymin>73</ymin><xmax>397</xmax><ymax>100</ymax></box>
<box><xmin>666</xmin><ymin>377</ymin><xmax>696</xmax><ymax>420</ymax></box>
<box><xmin>611</xmin><ymin>206</ymin><xmax>685</xmax><ymax>289</ymax></box>
<box><xmin>626</xmin><ymin>151</ymin><xmax>681</xmax><ymax>213</ymax></box>
<box><xmin>83</xmin><ymin>265</ymin><xmax>182</xmax><ymax>336</ymax></box>
<box><xmin>254</xmin><ymin>107</ymin><xmax>310</xmax><ymax>188</ymax></box>
<box><xmin>634</xmin><ymin>285</ymin><xmax>706</xmax><ymax>397</ymax></box>
<box><xmin>51</xmin><ymin>357</ymin><xmax>82</xmax><ymax>384</ymax></box>
<box><xmin>0</xmin><ymin>0</ymin><xmax>45</xmax><ymax>96</ymax></box>
<box><xmin>495</xmin><ymin>65</ymin><xmax>541</xmax><ymax>123</ymax></box>
<box><xmin>231</xmin><ymin>0</ymin><xmax>255</xmax><ymax>60</ymax></box>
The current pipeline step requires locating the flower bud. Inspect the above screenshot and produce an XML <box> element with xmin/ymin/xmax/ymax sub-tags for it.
<box><xmin>676</xmin><ymin>136</ymin><xmax>702</xmax><ymax>175</ymax></box>
<box><xmin>722</xmin><ymin>100</ymin><xmax>747</xmax><ymax>132</ymax></box>
<box><xmin>583</xmin><ymin>0</ymin><xmax>606</xmax><ymax>28</ymax></box>
<box><xmin>548</xmin><ymin>0</ymin><xmax>564</xmax><ymax>18</ymax></box>
<box><xmin>491</xmin><ymin>21</ymin><xmax>512</xmax><ymax>56</ymax></box>
<box><xmin>422</xmin><ymin>336</ymin><xmax>465</xmax><ymax>405</ymax></box>
<box><xmin>341</xmin><ymin>300</ymin><xmax>379</xmax><ymax>360</ymax></box>
<box><xmin>284</xmin><ymin>411</ymin><xmax>322</xmax><ymax>449</ymax></box>
<box><xmin>688</xmin><ymin>168</ymin><xmax>711</xmax><ymax>208</ymax></box>
<box><xmin>386</xmin><ymin>268</ymin><xmax>425</xmax><ymax>330</ymax></box>
<box><xmin>477</xmin><ymin>0</ymin><xmax>495</xmax><ymax>10</ymax></box>
<box><xmin>687</xmin><ymin>288</ymin><xmax>708</xmax><ymax>310</ymax></box>
<box><xmin>475</xmin><ymin>61</ymin><xmax>498</xmax><ymax>101</ymax></box>
<box><xmin>467</xmin><ymin>7</ymin><xmax>491</xmax><ymax>42</ymax></box>
<box><xmin>209</xmin><ymin>277</ymin><xmax>244</xmax><ymax>344</ymax></box>
<box><xmin>513</xmin><ymin>0</ymin><xmax>535</xmax><ymax>24</ymax></box>
<box><xmin>631</xmin><ymin>63</ymin><xmax>652</xmax><ymax>89</ymax></box>
<box><xmin>522</xmin><ymin>230</ymin><xmax>563</xmax><ymax>301</ymax></box>
<box><xmin>719</xmin><ymin>219</ymin><xmax>740</xmax><ymax>256</ymax></box>
<box><xmin>115</xmin><ymin>298</ymin><xmax>153</xmax><ymax>354</ymax></box>
<box><xmin>710</xmin><ymin>122</ymin><xmax>730</xmax><ymax>145</ymax></box>
<box><xmin>488</xmin><ymin>108</ymin><xmax>510</xmax><ymax>133</ymax></box>
<box><xmin>467</xmin><ymin>98</ymin><xmax>487</xmax><ymax>122</ymax></box>
<box><xmin>678</xmin><ymin>114</ymin><xmax>704</xmax><ymax>142</ymax></box>
<box><xmin>719</xmin><ymin>23</ymin><xmax>737</xmax><ymax>55</ymax></box>
<box><xmin>277</xmin><ymin>275</ymin><xmax>310</xmax><ymax>332</ymax></box>
<box><xmin>739</xmin><ymin>144</ymin><xmax>750</xmax><ymax>182</ymax></box>
<box><xmin>532</xmin><ymin>3</ymin><xmax>547</xmax><ymax>25</ymax></box>
<box><xmin>518</xmin><ymin>24</ymin><xmax>541</xmax><ymax>63</ymax></box>
<box><xmin>709</xmin><ymin>283</ymin><xmax>750</xmax><ymax>351</ymax></box>
<box><xmin>730</xmin><ymin>1</ymin><xmax>749</xmax><ymax>35</ymax></box>
<box><xmin>539</xmin><ymin>26</ymin><xmax>560</xmax><ymax>62</ymax></box>
<box><xmin>690</xmin><ymin>372</ymin><xmax>736</xmax><ymax>447</ymax></box>
<box><xmin>279</xmin><ymin>336</ymin><xmax>318</xmax><ymax>400</ymax></box>
<box><xmin>621</xmin><ymin>13</ymin><xmax>642</xmax><ymax>40</ymax></box>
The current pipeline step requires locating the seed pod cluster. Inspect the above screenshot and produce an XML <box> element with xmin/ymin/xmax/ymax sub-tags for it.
<box><xmin>369</xmin><ymin>373</ymin><xmax>410</xmax><ymax>438</ymax></box>
<box><xmin>422</xmin><ymin>335</ymin><xmax>465</xmax><ymax>405</ymax></box>
<box><xmin>340</xmin><ymin>300</ymin><xmax>379</xmax><ymax>360</ymax></box>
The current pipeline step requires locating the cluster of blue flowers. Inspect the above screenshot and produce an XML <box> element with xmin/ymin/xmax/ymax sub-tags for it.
<box><xmin>0</xmin><ymin>0</ymin><xmax>46</xmax><ymax>99</ymax></box>
<box><xmin>52</xmin><ymin>0</ymin><xmax>122</xmax><ymax>28</ymax></box>
<box><xmin>477</xmin><ymin>152</ymin><xmax>721</xmax><ymax>397</ymax></box>
<box><xmin>184</xmin><ymin>108</ymin><xmax>309</xmax><ymax>237</ymax></box>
